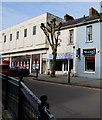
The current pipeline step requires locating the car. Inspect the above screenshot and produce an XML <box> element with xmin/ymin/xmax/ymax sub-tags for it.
<box><xmin>10</xmin><ymin>66</ymin><xmax>29</xmax><ymax>77</ymax></box>
<box><xmin>0</xmin><ymin>64</ymin><xmax>11</xmax><ymax>75</ymax></box>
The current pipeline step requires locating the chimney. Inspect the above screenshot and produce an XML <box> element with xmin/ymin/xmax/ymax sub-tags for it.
<box><xmin>64</xmin><ymin>14</ymin><xmax>74</xmax><ymax>21</ymax></box>
<box><xmin>89</xmin><ymin>7</ymin><xmax>97</xmax><ymax>16</ymax></box>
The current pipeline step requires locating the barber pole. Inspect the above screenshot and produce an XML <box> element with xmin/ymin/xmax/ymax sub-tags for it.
<box><xmin>27</xmin><ymin>61</ymin><xmax>29</xmax><ymax>69</ymax></box>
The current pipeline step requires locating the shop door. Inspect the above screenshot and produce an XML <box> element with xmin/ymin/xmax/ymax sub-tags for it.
<box><xmin>42</xmin><ymin>61</ymin><xmax>46</xmax><ymax>74</ymax></box>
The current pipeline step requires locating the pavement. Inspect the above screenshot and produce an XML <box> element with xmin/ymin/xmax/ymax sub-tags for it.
<box><xmin>30</xmin><ymin>73</ymin><xmax>102</xmax><ymax>89</ymax></box>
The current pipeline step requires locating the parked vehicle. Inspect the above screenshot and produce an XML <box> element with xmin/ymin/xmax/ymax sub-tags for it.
<box><xmin>10</xmin><ymin>66</ymin><xmax>29</xmax><ymax>77</ymax></box>
<box><xmin>0</xmin><ymin>64</ymin><xmax>11</xmax><ymax>75</ymax></box>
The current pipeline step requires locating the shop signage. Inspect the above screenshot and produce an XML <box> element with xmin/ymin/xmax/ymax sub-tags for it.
<box><xmin>48</xmin><ymin>53</ymin><xmax>73</xmax><ymax>59</ymax></box>
<box><xmin>25</xmin><ymin>55</ymin><xmax>31</xmax><ymax>58</ymax></box>
<box><xmin>83</xmin><ymin>49</ymin><xmax>96</xmax><ymax>55</ymax></box>
<box><xmin>2</xmin><ymin>57</ymin><xmax>10</xmax><ymax>61</ymax></box>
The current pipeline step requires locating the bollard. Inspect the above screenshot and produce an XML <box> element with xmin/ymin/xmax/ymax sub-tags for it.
<box><xmin>4</xmin><ymin>75</ymin><xmax>8</xmax><ymax>110</ymax></box>
<box><xmin>68</xmin><ymin>71</ymin><xmax>71</xmax><ymax>84</ymax></box>
<box><xmin>18</xmin><ymin>77</ymin><xmax>23</xmax><ymax>120</ymax></box>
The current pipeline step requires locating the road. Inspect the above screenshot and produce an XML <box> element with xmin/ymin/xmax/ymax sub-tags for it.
<box><xmin>23</xmin><ymin>77</ymin><xmax>101</xmax><ymax>119</ymax></box>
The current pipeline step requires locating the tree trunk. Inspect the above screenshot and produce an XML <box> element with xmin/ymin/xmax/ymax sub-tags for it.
<box><xmin>51</xmin><ymin>48</ymin><xmax>57</xmax><ymax>77</ymax></box>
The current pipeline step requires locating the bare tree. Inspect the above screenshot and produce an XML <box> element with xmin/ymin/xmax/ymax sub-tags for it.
<box><xmin>40</xmin><ymin>18</ymin><xmax>62</xmax><ymax>77</ymax></box>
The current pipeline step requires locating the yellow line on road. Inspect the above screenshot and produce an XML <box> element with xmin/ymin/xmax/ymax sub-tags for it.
<box><xmin>28</xmin><ymin>79</ymin><xmax>102</xmax><ymax>91</ymax></box>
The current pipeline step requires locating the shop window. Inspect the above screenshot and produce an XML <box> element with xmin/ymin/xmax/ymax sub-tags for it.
<box><xmin>86</xmin><ymin>26</ymin><xmax>92</xmax><ymax>42</ymax></box>
<box><xmin>85</xmin><ymin>56</ymin><xmax>95</xmax><ymax>72</ymax></box>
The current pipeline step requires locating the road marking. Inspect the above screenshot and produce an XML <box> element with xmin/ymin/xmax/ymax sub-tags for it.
<box><xmin>28</xmin><ymin>78</ymin><xmax>102</xmax><ymax>91</ymax></box>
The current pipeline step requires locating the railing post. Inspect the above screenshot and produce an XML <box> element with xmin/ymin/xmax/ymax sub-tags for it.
<box><xmin>38</xmin><ymin>95</ymin><xmax>49</xmax><ymax>120</ymax></box>
<box><xmin>4</xmin><ymin>75</ymin><xmax>8</xmax><ymax>110</ymax></box>
<box><xmin>18</xmin><ymin>77</ymin><xmax>23</xmax><ymax>120</ymax></box>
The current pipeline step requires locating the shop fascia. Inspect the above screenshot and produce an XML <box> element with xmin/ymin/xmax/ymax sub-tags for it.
<box><xmin>48</xmin><ymin>52</ymin><xmax>74</xmax><ymax>59</ymax></box>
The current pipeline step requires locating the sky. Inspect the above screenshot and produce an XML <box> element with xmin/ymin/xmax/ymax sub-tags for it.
<box><xmin>0</xmin><ymin>1</ymin><xmax>101</xmax><ymax>30</ymax></box>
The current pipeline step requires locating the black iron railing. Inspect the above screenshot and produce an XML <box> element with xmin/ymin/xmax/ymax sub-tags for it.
<box><xmin>1</xmin><ymin>73</ymin><xmax>55</xmax><ymax>120</ymax></box>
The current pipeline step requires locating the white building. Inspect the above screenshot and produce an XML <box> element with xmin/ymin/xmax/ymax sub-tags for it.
<box><xmin>0</xmin><ymin>12</ymin><xmax>63</xmax><ymax>74</ymax></box>
<box><xmin>47</xmin><ymin>14</ymin><xmax>76</xmax><ymax>75</ymax></box>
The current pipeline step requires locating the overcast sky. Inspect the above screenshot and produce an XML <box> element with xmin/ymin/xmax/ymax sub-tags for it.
<box><xmin>0</xmin><ymin>1</ymin><xmax>101</xmax><ymax>30</ymax></box>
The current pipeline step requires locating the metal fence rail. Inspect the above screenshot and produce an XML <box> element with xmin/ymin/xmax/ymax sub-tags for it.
<box><xmin>1</xmin><ymin>73</ymin><xmax>55</xmax><ymax>120</ymax></box>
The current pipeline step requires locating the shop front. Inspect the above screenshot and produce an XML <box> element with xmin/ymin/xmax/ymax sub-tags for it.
<box><xmin>11</xmin><ymin>54</ymin><xmax>40</xmax><ymax>74</ymax></box>
<box><xmin>83</xmin><ymin>48</ymin><xmax>96</xmax><ymax>73</ymax></box>
<box><xmin>48</xmin><ymin>52</ymin><xmax>74</xmax><ymax>74</ymax></box>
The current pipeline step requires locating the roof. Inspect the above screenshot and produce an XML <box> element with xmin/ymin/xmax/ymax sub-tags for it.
<box><xmin>61</xmin><ymin>13</ymin><xmax>102</xmax><ymax>29</ymax></box>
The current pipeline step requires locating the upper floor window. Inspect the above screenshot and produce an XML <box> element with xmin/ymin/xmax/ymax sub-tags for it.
<box><xmin>24</xmin><ymin>29</ymin><xmax>27</xmax><ymax>37</ymax></box>
<box><xmin>69</xmin><ymin>29</ymin><xmax>74</xmax><ymax>44</ymax></box>
<box><xmin>86</xmin><ymin>26</ymin><xmax>92</xmax><ymax>42</ymax></box>
<box><xmin>4</xmin><ymin>35</ymin><xmax>6</xmax><ymax>43</ymax></box>
<box><xmin>33</xmin><ymin>26</ymin><xmax>36</xmax><ymax>35</ymax></box>
<box><xmin>16</xmin><ymin>31</ymin><xmax>19</xmax><ymax>40</ymax></box>
<box><xmin>10</xmin><ymin>34</ymin><xmax>12</xmax><ymax>41</ymax></box>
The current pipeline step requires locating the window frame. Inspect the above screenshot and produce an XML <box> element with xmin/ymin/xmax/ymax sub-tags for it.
<box><xmin>10</xmin><ymin>33</ymin><xmax>12</xmax><ymax>41</ymax></box>
<box><xmin>86</xmin><ymin>25</ymin><xmax>92</xmax><ymax>42</ymax></box>
<box><xmin>69</xmin><ymin>29</ymin><xmax>74</xmax><ymax>44</ymax></box>
<box><xmin>16</xmin><ymin>31</ymin><xmax>19</xmax><ymax>40</ymax></box>
<box><xmin>4</xmin><ymin>35</ymin><xmax>6</xmax><ymax>43</ymax></box>
<box><xmin>84</xmin><ymin>56</ymin><xmax>95</xmax><ymax>72</ymax></box>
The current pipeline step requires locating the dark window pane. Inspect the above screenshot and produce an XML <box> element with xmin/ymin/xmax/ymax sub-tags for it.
<box><xmin>56</xmin><ymin>61</ymin><xmax>62</xmax><ymax>71</ymax></box>
<box><xmin>85</xmin><ymin>56</ymin><xmax>95</xmax><ymax>71</ymax></box>
<box><xmin>24</xmin><ymin>29</ymin><xmax>27</xmax><ymax>37</ymax></box>
<box><xmin>33</xmin><ymin>26</ymin><xmax>36</xmax><ymax>35</ymax></box>
<box><xmin>10</xmin><ymin>34</ymin><xmax>12</xmax><ymax>41</ymax></box>
<box><xmin>4</xmin><ymin>35</ymin><xmax>6</xmax><ymax>43</ymax></box>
